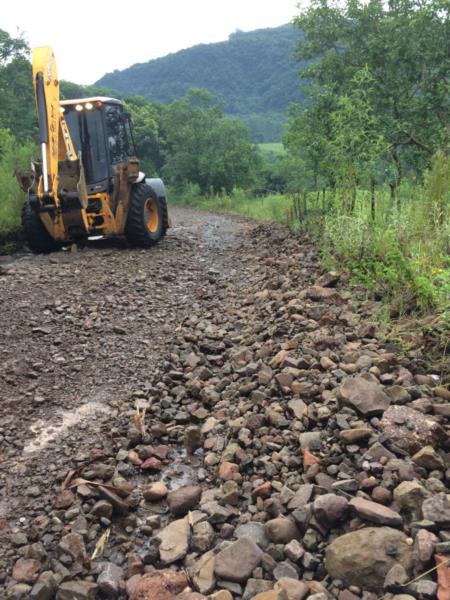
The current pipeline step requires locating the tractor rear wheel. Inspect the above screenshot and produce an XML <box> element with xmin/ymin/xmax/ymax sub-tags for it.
<box><xmin>125</xmin><ymin>182</ymin><xmax>166</xmax><ymax>247</ymax></box>
<box><xmin>21</xmin><ymin>200</ymin><xmax>61</xmax><ymax>254</ymax></box>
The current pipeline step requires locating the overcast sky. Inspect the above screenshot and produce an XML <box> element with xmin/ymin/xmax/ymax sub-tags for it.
<box><xmin>3</xmin><ymin>0</ymin><xmax>301</xmax><ymax>85</ymax></box>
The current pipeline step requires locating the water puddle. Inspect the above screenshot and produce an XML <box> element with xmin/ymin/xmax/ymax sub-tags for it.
<box><xmin>160</xmin><ymin>448</ymin><xmax>199</xmax><ymax>490</ymax></box>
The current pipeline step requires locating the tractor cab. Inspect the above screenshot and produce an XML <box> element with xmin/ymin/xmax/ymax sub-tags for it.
<box><xmin>60</xmin><ymin>97</ymin><xmax>136</xmax><ymax>194</ymax></box>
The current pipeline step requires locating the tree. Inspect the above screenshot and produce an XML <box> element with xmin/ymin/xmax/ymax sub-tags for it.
<box><xmin>0</xmin><ymin>30</ymin><xmax>36</xmax><ymax>142</ymax></box>
<box><xmin>284</xmin><ymin>90</ymin><xmax>336</xmax><ymax>191</ymax></box>
<box><xmin>124</xmin><ymin>96</ymin><xmax>163</xmax><ymax>173</ymax></box>
<box><xmin>292</xmin><ymin>0</ymin><xmax>450</xmax><ymax>182</ymax></box>
<box><xmin>160</xmin><ymin>89</ymin><xmax>258</xmax><ymax>193</ymax></box>
<box><xmin>328</xmin><ymin>68</ymin><xmax>388</xmax><ymax>207</ymax></box>
<box><xmin>198</xmin><ymin>118</ymin><xmax>260</xmax><ymax>193</ymax></box>
<box><xmin>0</xmin><ymin>29</ymin><xmax>28</xmax><ymax>63</ymax></box>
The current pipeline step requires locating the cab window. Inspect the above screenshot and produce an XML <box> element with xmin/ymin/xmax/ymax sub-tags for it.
<box><xmin>104</xmin><ymin>104</ymin><xmax>131</xmax><ymax>164</ymax></box>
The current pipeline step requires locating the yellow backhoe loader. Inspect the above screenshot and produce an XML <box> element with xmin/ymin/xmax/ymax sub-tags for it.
<box><xmin>17</xmin><ymin>47</ymin><xmax>168</xmax><ymax>253</ymax></box>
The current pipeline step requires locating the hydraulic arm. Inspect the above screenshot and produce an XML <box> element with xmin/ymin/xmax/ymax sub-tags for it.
<box><xmin>32</xmin><ymin>47</ymin><xmax>79</xmax><ymax>207</ymax></box>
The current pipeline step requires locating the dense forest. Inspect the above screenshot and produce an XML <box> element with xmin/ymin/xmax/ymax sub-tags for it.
<box><xmin>96</xmin><ymin>25</ymin><xmax>305</xmax><ymax>142</ymax></box>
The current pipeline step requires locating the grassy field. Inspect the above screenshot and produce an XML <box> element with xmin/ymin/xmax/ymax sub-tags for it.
<box><xmin>174</xmin><ymin>187</ymin><xmax>292</xmax><ymax>223</ymax></box>
<box><xmin>257</xmin><ymin>142</ymin><xmax>286</xmax><ymax>163</ymax></box>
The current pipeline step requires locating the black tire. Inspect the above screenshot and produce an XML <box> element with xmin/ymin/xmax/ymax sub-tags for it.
<box><xmin>125</xmin><ymin>182</ymin><xmax>166</xmax><ymax>247</ymax></box>
<box><xmin>21</xmin><ymin>200</ymin><xmax>61</xmax><ymax>254</ymax></box>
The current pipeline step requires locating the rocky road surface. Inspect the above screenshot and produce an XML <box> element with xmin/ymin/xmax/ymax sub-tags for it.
<box><xmin>0</xmin><ymin>206</ymin><xmax>449</xmax><ymax>600</ymax></box>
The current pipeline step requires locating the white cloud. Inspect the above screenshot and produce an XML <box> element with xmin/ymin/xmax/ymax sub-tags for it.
<box><xmin>4</xmin><ymin>0</ymin><xmax>300</xmax><ymax>84</ymax></box>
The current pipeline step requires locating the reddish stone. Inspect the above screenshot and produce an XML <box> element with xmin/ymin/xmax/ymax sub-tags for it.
<box><xmin>12</xmin><ymin>558</ymin><xmax>40</xmax><ymax>583</ymax></box>
<box><xmin>303</xmin><ymin>449</ymin><xmax>320</xmax><ymax>467</ymax></box>
<box><xmin>371</xmin><ymin>486</ymin><xmax>392</xmax><ymax>505</ymax></box>
<box><xmin>252</xmin><ymin>482</ymin><xmax>272</xmax><ymax>500</ymax></box>
<box><xmin>140</xmin><ymin>457</ymin><xmax>162</xmax><ymax>471</ymax></box>
<box><xmin>152</xmin><ymin>445</ymin><xmax>169</xmax><ymax>460</ymax></box>
<box><xmin>130</xmin><ymin>569</ymin><xmax>188</xmax><ymax>600</ymax></box>
<box><xmin>218</xmin><ymin>462</ymin><xmax>241</xmax><ymax>482</ymax></box>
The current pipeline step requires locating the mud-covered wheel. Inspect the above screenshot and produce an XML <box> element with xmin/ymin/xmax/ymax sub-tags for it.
<box><xmin>21</xmin><ymin>200</ymin><xmax>61</xmax><ymax>254</ymax></box>
<box><xmin>125</xmin><ymin>182</ymin><xmax>166</xmax><ymax>247</ymax></box>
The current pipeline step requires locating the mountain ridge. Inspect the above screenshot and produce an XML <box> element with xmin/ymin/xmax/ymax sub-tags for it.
<box><xmin>95</xmin><ymin>24</ymin><xmax>306</xmax><ymax>141</ymax></box>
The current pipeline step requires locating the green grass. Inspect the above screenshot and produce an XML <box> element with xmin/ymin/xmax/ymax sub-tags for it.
<box><xmin>318</xmin><ymin>187</ymin><xmax>449</xmax><ymax>314</ymax></box>
<box><xmin>170</xmin><ymin>184</ymin><xmax>293</xmax><ymax>223</ymax></box>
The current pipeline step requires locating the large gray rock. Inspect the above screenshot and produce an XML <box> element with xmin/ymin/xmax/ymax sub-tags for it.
<box><xmin>235</xmin><ymin>522</ymin><xmax>270</xmax><ymax>549</ymax></box>
<box><xmin>325</xmin><ymin>527</ymin><xmax>413</xmax><ymax>591</ymax></box>
<box><xmin>287</xmin><ymin>485</ymin><xmax>314</xmax><ymax>511</ymax></box>
<box><xmin>30</xmin><ymin>576</ymin><xmax>57</xmax><ymax>600</ymax></box>
<box><xmin>339</xmin><ymin>376</ymin><xmax>390</xmax><ymax>417</ymax></box>
<box><xmin>97</xmin><ymin>563</ymin><xmax>124</xmax><ymax>598</ymax></box>
<box><xmin>156</xmin><ymin>518</ymin><xmax>190</xmax><ymax>564</ymax></box>
<box><xmin>214</xmin><ymin>537</ymin><xmax>263</xmax><ymax>583</ymax></box>
<box><xmin>422</xmin><ymin>493</ymin><xmax>450</xmax><ymax>526</ymax></box>
<box><xmin>380</xmin><ymin>405</ymin><xmax>446</xmax><ymax>455</ymax></box>
<box><xmin>348</xmin><ymin>497</ymin><xmax>402</xmax><ymax>527</ymax></box>
<box><xmin>56</xmin><ymin>581</ymin><xmax>98</xmax><ymax>600</ymax></box>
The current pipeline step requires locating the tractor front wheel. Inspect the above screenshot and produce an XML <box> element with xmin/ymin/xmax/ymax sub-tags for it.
<box><xmin>21</xmin><ymin>200</ymin><xmax>61</xmax><ymax>254</ymax></box>
<box><xmin>125</xmin><ymin>183</ymin><xmax>166</xmax><ymax>248</ymax></box>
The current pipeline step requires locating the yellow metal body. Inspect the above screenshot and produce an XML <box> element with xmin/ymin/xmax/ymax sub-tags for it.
<box><xmin>30</xmin><ymin>46</ymin><xmax>136</xmax><ymax>243</ymax></box>
<box><xmin>32</xmin><ymin>47</ymin><xmax>62</xmax><ymax>201</ymax></box>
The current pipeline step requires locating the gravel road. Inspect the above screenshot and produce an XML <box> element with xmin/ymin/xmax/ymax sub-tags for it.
<box><xmin>0</xmin><ymin>206</ymin><xmax>448</xmax><ymax>600</ymax></box>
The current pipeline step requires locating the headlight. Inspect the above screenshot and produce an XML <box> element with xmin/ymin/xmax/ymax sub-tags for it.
<box><xmin>75</xmin><ymin>104</ymin><xmax>83</xmax><ymax>111</ymax></box>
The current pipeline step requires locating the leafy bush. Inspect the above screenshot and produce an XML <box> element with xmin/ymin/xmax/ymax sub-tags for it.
<box><xmin>0</xmin><ymin>130</ymin><xmax>34</xmax><ymax>237</ymax></box>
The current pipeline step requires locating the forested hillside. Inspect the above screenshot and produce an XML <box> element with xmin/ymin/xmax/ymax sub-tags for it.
<box><xmin>95</xmin><ymin>25</ymin><xmax>305</xmax><ymax>141</ymax></box>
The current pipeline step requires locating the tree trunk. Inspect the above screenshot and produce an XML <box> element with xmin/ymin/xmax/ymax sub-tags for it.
<box><xmin>392</xmin><ymin>147</ymin><xmax>403</xmax><ymax>187</ymax></box>
<box><xmin>370</xmin><ymin>177</ymin><xmax>376</xmax><ymax>222</ymax></box>
<box><xmin>389</xmin><ymin>181</ymin><xmax>397</xmax><ymax>211</ymax></box>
